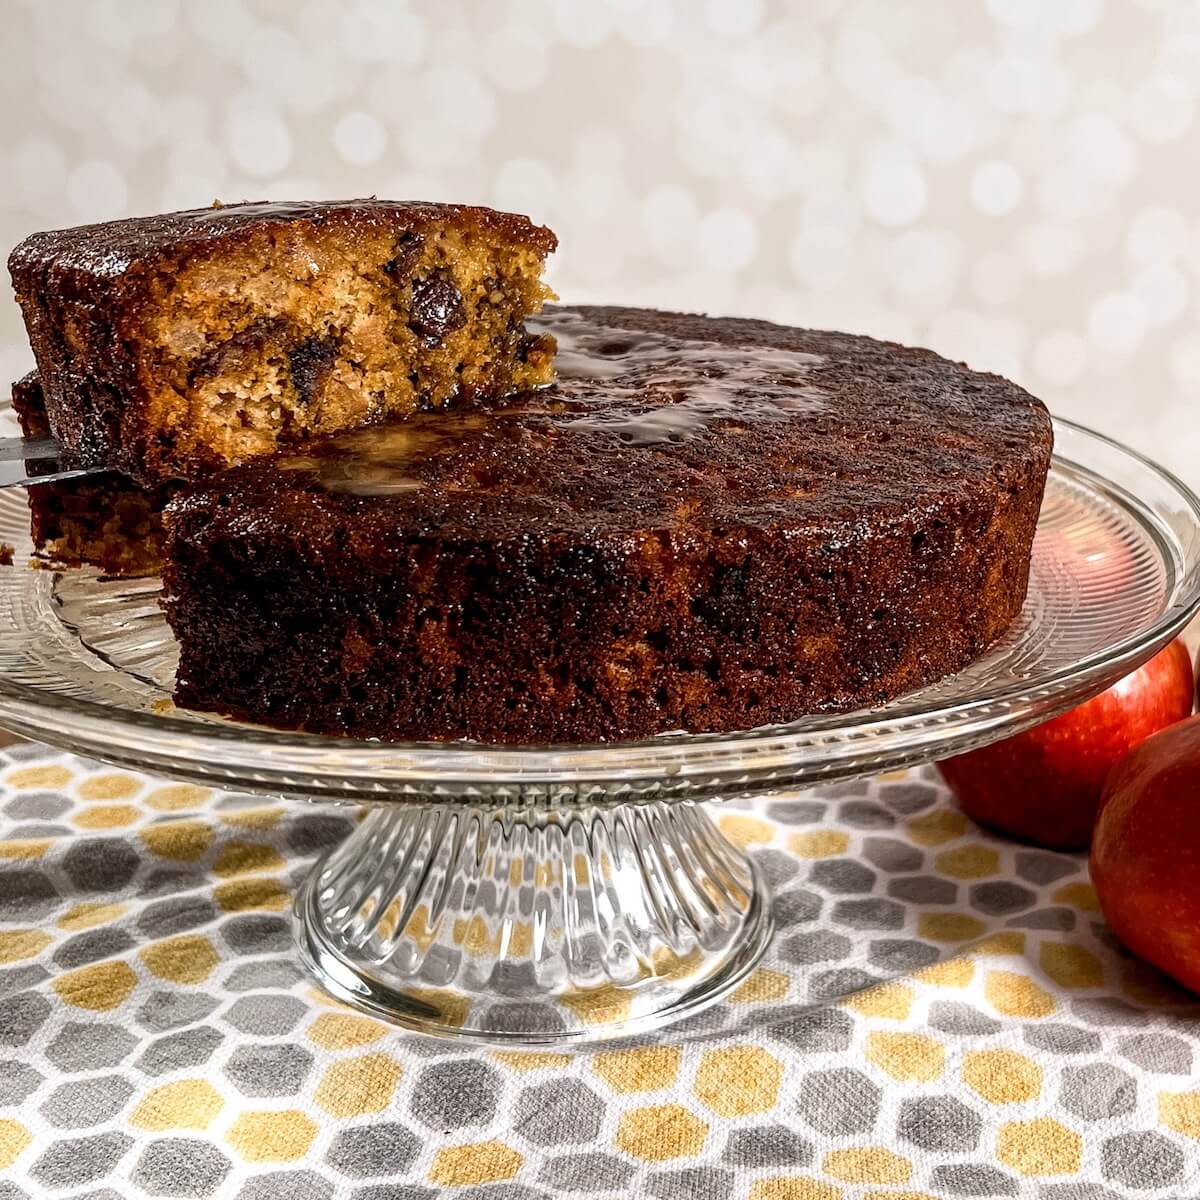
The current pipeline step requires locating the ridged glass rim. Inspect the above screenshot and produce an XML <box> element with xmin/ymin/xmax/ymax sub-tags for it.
<box><xmin>0</xmin><ymin>416</ymin><xmax>1198</xmax><ymax>798</ymax></box>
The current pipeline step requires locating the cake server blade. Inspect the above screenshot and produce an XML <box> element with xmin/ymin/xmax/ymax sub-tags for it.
<box><xmin>0</xmin><ymin>435</ymin><xmax>108</xmax><ymax>488</ymax></box>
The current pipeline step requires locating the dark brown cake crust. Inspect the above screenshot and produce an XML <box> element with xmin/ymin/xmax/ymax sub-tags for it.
<box><xmin>10</xmin><ymin>200</ymin><xmax>556</xmax><ymax>485</ymax></box>
<box><xmin>162</xmin><ymin>305</ymin><xmax>1053</xmax><ymax>744</ymax></box>
<box><xmin>11</xmin><ymin>373</ymin><xmax>173</xmax><ymax>575</ymax></box>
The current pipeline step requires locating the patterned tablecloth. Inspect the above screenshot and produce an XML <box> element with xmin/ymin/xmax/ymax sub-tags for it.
<box><xmin>0</xmin><ymin>742</ymin><xmax>1198</xmax><ymax>1199</ymax></box>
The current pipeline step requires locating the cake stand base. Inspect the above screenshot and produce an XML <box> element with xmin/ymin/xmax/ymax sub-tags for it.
<box><xmin>293</xmin><ymin>798</ymin><xmax>773</xmax><ymax>1044</ymax></box>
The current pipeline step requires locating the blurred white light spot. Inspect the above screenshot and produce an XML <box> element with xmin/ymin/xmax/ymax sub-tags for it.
<box><xmin>554</xmin><ymin>0</ymin><xmax>613</xmax><ymax>47</ymax></box>
<box><xmin>1133</xmin><ymin>262</ymin><xmax>1189</xmax><ymax>326</ymax></box>
<box><xmin>862</xmin><ymin>144</ymin><xmax>927</xmax><ymax>227</ymax></box>
<box><xmin>970</xmin><ymin>160</ymin><xmax>1024</xmax><ymax>216</ymax></box>
<box><xmin>705</xmin><ymin>0</ymin><xmax>763</xmax><ymax>37</ymax></box>
<box><xmin>986</xmin><ymin>0</ymin><xmax>1042</xmax><ymax>27</ymax></box>
<box><xmin>1170</xmin><ymin>334</ymin><xmax>1200</xmax><ymax>385</ymax></box>
<box><xmin>484</xmin><ymin>28</ymin><xmax>548</xmax><ymax>93</ymax></box>
<box><xmin>1069</xmin><ymin>112</ymin><xmax>1137</xmax><ymax>187</ymax></box>
<box><xmin>334</xmin><ymin>111</ymin><xmax>387</xmax><ymax>167</ymax></box>
<box><xmin>1018</xmin><ymin>222</ymin><xmax>1087</xmax><ymax>276</ymax></box>
<box><xmin>696</xmin><ymin>208</ymin><xmax>758</xmax><ymax>273</ymax></box>
<box><xmin>67</xmin><ymin>161</ymin><xmax>128</xmax><ymax>222</ymax></box>
<box><xmin>13</xmin><ymin>137</ymin><xmax>68</xmax><ymax>201</ymax></box>
<box><xmin>493</xmin><ymin>158</ymin><xmax>557</xmax><ymax>224</ymax></box>
<box><xmin>972</xmin><ymin>252</ymin><xmax>1024</xmax><ymax>306</ymax></box>
<box><xmin>1033</xmin><ymin>332</ymin><xmax>1088</xmax><ymax>386</ymax></box>
<box><xmin>1131</xmin><ymin>74</ymin><xmax>1194</xmax><ymax>143</ymax></box>
<box><xmin>1088</xmin><ymin>292</ymin><xmax>1148</xmax><ymax>354</ymax></box>
<box><xmin>227</xmin><ymin>109</ymin><xmax>292</xmax><ymax>177</ymax></box>
<box><xmin>886</xmin><ymin>230</ymin><xmax>964</xmax><ymax>308</ymax></box>
<box><xmin>1126</xmin><ymin>205</ymin><xmax>1188</xmax><ymax>264</ymax></box>
<box><xmin>1051</xmin><ymin>0</ymin><xmax>1104</xmax><ymax>34</ymax></box>
<box><xmin>337</xmin><ymin>0</ymin><xmax>426</xmax><ymax>65</ymax></box>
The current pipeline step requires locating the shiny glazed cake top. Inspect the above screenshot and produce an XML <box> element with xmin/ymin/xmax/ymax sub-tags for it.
<box><xmin>172</xmin><ymin>305</ymin><xmax>1052</xmax><ymax>541</ymax></box>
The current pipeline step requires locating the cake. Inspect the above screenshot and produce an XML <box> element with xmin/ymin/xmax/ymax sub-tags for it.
<box><xmin>160</xmin><ymin>305</ymin><xmax>1053</xmax><ymax>744</ymax></box>
<box><xmin>9</xmin><ymin>200</ymin><xmax>557</xmax><ymax>486</ymax></box>
<box><xmin>11</xmin><ymin>373</ymin><xmax>174</xmax><ymax>575</ymax></box>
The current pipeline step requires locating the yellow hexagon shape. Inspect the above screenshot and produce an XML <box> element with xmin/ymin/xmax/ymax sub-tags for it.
<box><xmin>822</xmin><ymin>1148</ymin><xmax>912</xmax><ymax>1185</ymax></box>
<box><xmin>866</xmin><ymin>1033</ymin><xmax>945</xmax><ymax>1082</ymax></box>
<box><xmin>430</xmin><ymin>1141</ymin><xmax>522</xmax><ymax>1186</ymax></box>
<box><xmin>140</xmin><ymin>935</ymin><xmax>219</xmax><ymax>984</ymax></box>
<box><xmin>615</xmin><ymin>1103</ymin><xmax>707</xmax><ymax>1161</ymax></box>
<box><xmin>315</xmin><ymin>1053</ymin><xmax>402</xmax><ymax>1118</ymax></box>
<box><xmin>132</xmin><ymin>1080</ymin><xmax>223</xmax><ymax>1130</ymax></box>
<box><xmin>996</xmin><ymin>1118</ymin><xmax>1081</xmax><ymax>1176</ymax></box>
<box><xmin>594</xmin><ymin>1045</ymin><xmax>681</xmax><ymax>1093</ymax></box>
<box><xmin>695</xmin><ymin>1045</ymin><xmax>782</xmax><ymax>1116</ymax></box>
<box><xmin>962</xmin><ymin>1049</ymin><xmax>1042</xmax><ymax>1103</ymax></box>
<box><xmin>227</xmin><ymin>1111</ymin><xmax>318</xmax><ymax>1163</ymax></box>
<box><xmin>53</xmin><ymin>960</ymin><xmax>137</xmax><ymax>1011</ymax></box>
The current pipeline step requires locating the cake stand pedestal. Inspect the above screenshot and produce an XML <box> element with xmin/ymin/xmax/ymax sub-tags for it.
<box><xmin>295</xmin><ymin>799</ymin><xmax>771</xmax><ymax>1042</ymax></box>
<box><xmin>1</xmin><ymin>418</ymin><xmax>1199</xmax><ymax>1043</ymax></box>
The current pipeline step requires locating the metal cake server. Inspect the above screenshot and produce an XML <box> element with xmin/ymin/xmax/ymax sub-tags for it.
<box><xmin>0</xmin><ymin>435</ymin><xmax>107</xmax><ymax>488</ymax></box>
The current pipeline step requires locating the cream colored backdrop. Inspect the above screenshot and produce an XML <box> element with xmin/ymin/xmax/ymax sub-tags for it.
<box><xmin>3</xmin><ymin>0</ymin><xmax>1197</xmax><ymax>480</ymax></box>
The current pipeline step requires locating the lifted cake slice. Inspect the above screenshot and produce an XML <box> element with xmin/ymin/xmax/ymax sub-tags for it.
<box><xmin>9</xmin><ymin>200</ymin><xmax>557</xmax><ymax>485</ymax></box>
<box><xmin>11</xmin><ymin>372</ymin><xmax>175</xmax><ymax>576</ymax></box>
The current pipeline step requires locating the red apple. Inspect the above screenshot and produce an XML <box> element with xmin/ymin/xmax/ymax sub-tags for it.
<box><xmin>937</xmin><ymin>638</ymin><xmax>1193</xmax><ymax>850</ymax></box>
<box><xmin>1092</xmin><ymin>714</ymin><xmax>1200</xmax><ymax>994</ymax></box>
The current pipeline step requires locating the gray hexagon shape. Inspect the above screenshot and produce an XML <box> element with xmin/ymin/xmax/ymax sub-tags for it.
<box><xmin>539</xmin><ymin>1153</ymin><xmax>634</xmax><ymax>1192</ymax></box>
<box><xmin>31</xmin><ymin>1133</ymin><xmax>133</xmax><ymax>1191</ymax></box>
<box><xmin>1101</xmin><ymin>1131</ymin><xmax>1184</xmax><ymax>1189</ymax></box>
<box><xmin>968</xmin><ymin>881</ymin><xmax>1035</xmax><ymax>916</ymax></box>
<box><xmin>137</xmin><ymin>991</ymin><xmax>220</xmax><ymax>1033</ymax></box>
<box><xmin>326</xmin><ymin>1125</ymin><xmax>420</xmax><ymax>1179</ymax></box>
<box><xmin>0</xmin><ymin>991</ymin><xmax>51</xmax><ymax>1049</ymax></box>
<box><xmin>796</xmin><ymin>1068</ymin><xmax>880</xmax><ymax>1135</ymax></box>
<box><xmin>838</xmin><ymin>799</ymin><xmax>895</xmax><ymax>829</ymax></box>
<box><xmin>780</xmin><ymin>930</ymin><xmax>852</xmax><ymax>965</ymax></box>
<box><xmin>138</xmin><ymin>896</ymin><xmax>218</xmax><ymax>940</ymax></box>
<box><xmin>766</xmin><ymin>799</ymin><xmax>825</xmax><ymax>824</ymax></box>
<box><xmin>61</xmin><ymin>838</ymin><xmax>140</xmax><ymax>893</ymax></box>
<box><xmin>0</xmin><ymin>868</ymin><xmax>59</xmax><ymax>921</ymax></box>
<box><xmin>223</xmin><ymin>1043</ymin><xmax>313</xmax><ymax>1097</ymax></box>
<box><xmin>0</xmin><ymin>1060</ymin><xmax>42</xmax><ymax>1105</ymax></box>
<box><xmin>868</xmin><ymin>938</ymin><xmax>940</xmax><ymax>973</ymax></box>
<box><xmin>131</xmin><ymin>1137</ymin><xmax>232</xmax><ymax>1197</ymax></box>
<box><xmin>223</xmin><ymin>960</ymin><xmax>302</xmax><ymax>992</ymax></box>
<box><xmin>773</xmin><ymin>888</ymin><xmax>822</xmax><ymax>926</ymax></box>
<box><xmin>1118</xmin><ymin>1033</ymin><xmax>1192</xmax><ymax>1075</ymax></box>
<box><xmin>722</xmin><ymin>1126</ymin><xmax>812</xmax><ymax>1168</ymax></box>
<box><xmin>647</xmin><ymin>1166</ymin><xmax>734</xmax><ymax>1200</ymax></box>
<box><xmin>862</xmin><ymin>837</ymin><xmax>923</xmax><ymax>873</ymax></box>
<box><xmin>1024</xmin><ymin>1024</ymin><xmax>1101</xmax><ymax>1056</ymax></box>
<box><xmin>4</xmin><ymin>792</ymin><xmax>70</xmax><ymax>821</ymax></box>
<box><xmin>929</xmin><ymin>1002</ymin><xmax>1001</xmax><ymax>1037</ymax></box>
<box><xmin>53</xmin><ymin>928</ymin><xmax>136</xmax><ymax>970</ymax></box>
<box><xmin>409</xmin><ymin>1059</ymin><xmax>499</xmax><ymax>1128</ymax></box>
<box><xmin>236</xmin><ymin>1170</ymin><xmax>334</xmax><ymax>1200</ymax></box>
<box><xmin>898</xmin><ymin>1095</ymin><xmax>981</xmax><ymax>1152</ymax></box>
<box><xmin>514</xmin><ymin>1078</ymin><xmax>602</xmax><ymax>1146</ymax></box>
<box><xmin>830</xmin><ymin>898</ymin><xmax>905</xmax><ymax>930</ymax></box>
<box><xmin>1060</xmin><ymin>1063</ymin><xmax>1137</xmax><ymax>1122</ymax></box>
<box><xmin>931</xmin><ymin>1164</ymin><xmax>1018</xmax><ymax>1195</ymax></box>
<box><xmin>46</xmin><ymin>1022</ymin><xmax>137</xmax><ymax>1071</ymax></box>
<box><xmin>887</xmin><ymin>875</ymin><xmax>958</xmax><ymax>905</ymax></box>
<box><xmin>135</xmin><ymin>1026</ymin><xmax>223</xmax><ymax>1076</ymax></box>
<box><xmin>810</xmin><ymin>860</ymin><xmax>877</xmax><ymax>894</ymax></box>
<box><xmin>223</xmin><ymin>993</ymin><xmax>308</xmax><ymax>1037</ymax></box>
<box><xmin>220</xmin><ymin>915</ymin><xmax>290</xmax><ymax>955</ymax></box>
<box><xmin>808</xmin><ymin>967</ymin><xmax>879</xmax><ymax>1001</ymax></box>
<box><xmin>764</xmin><ymin>1006</ymin><xmax>852</xmax><ymax>1053</ymax></box>
<box><xmin>40</xmin><ymin>1075</ymin><xmax>133</xmax><ymax>1129</ymax></box>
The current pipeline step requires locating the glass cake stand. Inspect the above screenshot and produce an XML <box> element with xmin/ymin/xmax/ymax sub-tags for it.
<box><xmin>0</xmin><ymin>417</ymin><xmax>1198</xmax><ymax>1044</ymax></box>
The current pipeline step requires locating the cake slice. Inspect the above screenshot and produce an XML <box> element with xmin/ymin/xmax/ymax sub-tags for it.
<box><xmin>9</xmin><ymin>200</ymin><xmax>557</xmax><ymax>485</ymax></box>
<box><xmin>11</xmin><ymin>372</ymin><xmax>174</xmax><ymax>575</ymax></box>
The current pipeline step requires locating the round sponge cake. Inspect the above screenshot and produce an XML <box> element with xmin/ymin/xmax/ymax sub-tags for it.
<box><xmin>161</xmin><ymin>305</ymin><xmax>1053</xmax><ymax>744</ymax></box>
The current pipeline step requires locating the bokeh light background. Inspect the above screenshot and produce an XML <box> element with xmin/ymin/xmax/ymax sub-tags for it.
<box><xmin>2</xmin><ymin>0</ymin><xmax>1198</xmax><ymax>480</ymax></box>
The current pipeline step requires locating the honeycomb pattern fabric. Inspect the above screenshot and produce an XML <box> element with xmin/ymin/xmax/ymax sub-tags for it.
<box><xmin>0</xmin><ymin>743</ymin><xmax>1198</xmax><ymax>1198</ymax></box>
